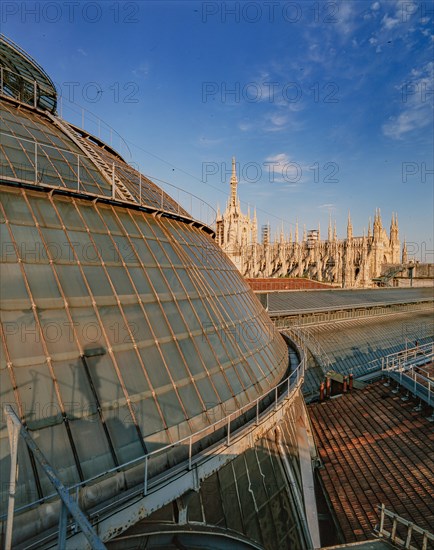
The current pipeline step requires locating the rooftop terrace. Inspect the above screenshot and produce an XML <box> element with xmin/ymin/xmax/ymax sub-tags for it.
<box><xmin>309</xmin><ymin>380</ymin><xmax>434</xmax><ymax>546</ymax></box>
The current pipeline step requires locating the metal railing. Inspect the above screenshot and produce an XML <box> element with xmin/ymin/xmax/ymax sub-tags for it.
<box><xmin>4</xmin><ymin>353</ymin><xmax>305</xmax><ymax>544</ymax></box>
<box><xmin>284</xmin><ymin>327</ymin><xmax>332</xmax><ymax>376</ymax></box>
<box><xmin>270</xmin><ymin>298</ymin><xmax>434</xmax><ymax>318</ymax></box>
<box><xmin>0</xmin><ymin>131</ymin><xmax>216</xmax><ymax>228</ymax></box>
<box><xmin>58</xmin><ymin>98</ymin><xmax>132</xmax><ymax>161</ymax></box>
<box><xmin>376</xmin><ymin>504</ymin><xmax>434</xmax><ymax>549</ymax></box>
<box><xmin>3</xmin><ymin>406</ymin><xmax>106</xmax><ymax>550</ymax></box>
<box><xmin>0</xmin><ymin>64</ymin><xmax>56</xmax><ymax>112</ymax></box>
<box><xmin>381</xmin><ymin>342</ymin><xmax>434</xmax><ymax>406</ymax></box>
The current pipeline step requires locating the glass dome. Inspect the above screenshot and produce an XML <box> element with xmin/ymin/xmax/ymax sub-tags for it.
<box><xmin>0</xmin><ymin>37</ymin><xmax>289</xmax><ymax>515</ymax></box>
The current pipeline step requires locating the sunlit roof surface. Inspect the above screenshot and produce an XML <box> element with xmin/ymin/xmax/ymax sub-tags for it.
<box><xmin>0</xmin><ymin>37</ymin><xmax>292</xmax><ymax>545</ymax></box>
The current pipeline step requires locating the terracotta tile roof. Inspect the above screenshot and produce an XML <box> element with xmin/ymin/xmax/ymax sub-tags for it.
<box><xmin>308</xmin><ymin>381</ymin><xmax>434</xmax><ymax>544</ymax></box>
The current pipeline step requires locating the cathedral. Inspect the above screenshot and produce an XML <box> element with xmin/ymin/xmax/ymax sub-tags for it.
<box><xmin>216</xmin><ymin>158</ymin><xmax>404</xmax><ymax>288</ymax></box>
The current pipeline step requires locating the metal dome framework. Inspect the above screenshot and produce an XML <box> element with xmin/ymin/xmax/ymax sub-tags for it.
<box><xmin>0</xmin><ymin>36</ymin><xmax>310</xmax><ymax>550</ymax></box>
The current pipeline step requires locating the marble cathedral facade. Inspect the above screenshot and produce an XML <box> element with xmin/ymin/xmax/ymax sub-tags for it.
<box><xmin>216</xmin><ymin>158</ymin><xmax>403</xmax><ymax>288</ymax></box>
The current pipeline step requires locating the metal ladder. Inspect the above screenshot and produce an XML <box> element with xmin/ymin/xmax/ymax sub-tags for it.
<box><xmin>46</xmin><ymin>112</ymin><xmax>138</xmax><ymax>204</ymax></box>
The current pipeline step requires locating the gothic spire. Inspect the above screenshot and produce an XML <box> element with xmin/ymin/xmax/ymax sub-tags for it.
<box><xmin>230</xmin><ymin>156</ymin><xmax>238</xmax><ymax>208</ymax></box>
<box><xmin>347</xmin><ymin>211</ymin><xmax>353</xmax><ymax>240</ymax></box>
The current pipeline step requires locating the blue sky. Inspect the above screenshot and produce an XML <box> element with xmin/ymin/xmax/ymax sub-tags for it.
<box><xmin>3</xmin><ymin>0</ymin><xmax>433</xmax><ymax>259</ymax></box>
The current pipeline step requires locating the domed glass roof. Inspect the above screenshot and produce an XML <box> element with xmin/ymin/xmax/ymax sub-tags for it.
<box><xmin>0</xmin><ymin>38</ymin><xmax>289</xmax><ymax>518</ymax></box>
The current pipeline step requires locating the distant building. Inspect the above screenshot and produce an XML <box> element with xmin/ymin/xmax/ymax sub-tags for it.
<box><xmin>216</xmin><ymin>158</ymin><xmax>402</xmax><ymax>287</ymax></box>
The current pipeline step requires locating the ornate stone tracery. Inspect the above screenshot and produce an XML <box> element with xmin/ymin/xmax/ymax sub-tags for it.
<box><xmin>216</xmin><ymin>158</ymin><xmax>402</xmax><ymax>288</ymax></box>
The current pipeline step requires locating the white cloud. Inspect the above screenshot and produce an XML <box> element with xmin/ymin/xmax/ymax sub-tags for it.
<box><xmin>382</xmin><ymin>108</ymin><xmax>432</xmax><ymax>139</ymax></box>
<box><xmin>382</xmin><ymin>14</ymin><xmax>400</xmax><ymax>29</ymax></box>
<box><xmin>264</xmin><ymin>153</ymin><xmax>311</xmax><ymax>184</ymax></box>
<box><xmin>318</xmin><ymin>203</ymin><xmax>336</xmax><ymax>210</ymax></box>
<box><xmin>336</xmin><ymin>2</ymin><xmax>355</xmax><ymax>36</ymax></box>
<box><xmin>269</xmin><ymin>113</ymin><xmax>288</xmax><ymax>127</ymax></box>
<box><xmin>382</xmin><ymin>61</ymin><xmax>434</xmax><ymax>139</ymax></box>
<box><xmin>371</xmin><ymin>2</ymin><xmax>381</xmax><ymax>11</ymax></box>
<box><xmin>132</xmin><ymin>63</ymin><xmax>150</xmax><ymax>77</ymax></box>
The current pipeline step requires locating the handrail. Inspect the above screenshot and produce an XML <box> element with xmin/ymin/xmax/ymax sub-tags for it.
<box><xmin>0</xmin><ymin>131</ymin><xmax>216</xmax><ymax>229</ymax></box>
<box><xmin>0</xmin><ymin>34</ymin><xmax>55</xmax><ymax>92</ymax></box>
<box><xmin>4</xmin><ymin>352</ymin><xmax>305</xmax><ymax>521</ymax></box>
<box><xmin>3</xmin><ymin>405</ymin><xmax>107</xmax><ymax>550</ymax></box>
<box><xmin>376</xmin><ymin>503</ymin><xmax>434</xmax><ymax>549</ymax></box>
<box><xmin>269</xmin><ymin>298</ymin><xmax>434</xmax><ymax>317</ymax></box>
<box><xmin>58</xmin><ymin>97</ymin><xmax>131</xmax><ymax>160</ymax></box>
<box><xmin>381</xmin><ymin>343</ymin><xmax>434</xmax><ymax>406</ymax></box>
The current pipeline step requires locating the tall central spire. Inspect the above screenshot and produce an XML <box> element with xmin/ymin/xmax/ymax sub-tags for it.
<box><xmin>230</xmin><ymin>156</ymin><xmax>238</xmax><ymax>209</ymax></box>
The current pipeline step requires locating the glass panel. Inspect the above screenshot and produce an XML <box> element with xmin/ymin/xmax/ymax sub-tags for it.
<box><xmin>96</xmin><ymin>205</ymin><xmax>122</xmax><ymax>233</ymax></box>
<box><xmin>55</xmin><ymin>199</ymin><xmax>84</xmax><ymax>230</ymax></box>
<box><xmin>92</xmin><ymin>233</ymin><xmax>118</xmax><ymax>263</ymax></box>
<box><xmin>0</xmin><ymin>263</ymin><xmax>29</xmax><ymax>300</ymax></box>
<box><xmin>67</xmin><ymin>230</ymin><xmax>99</xmax><ymax>264</ymax></box>
<box><xmin>224</xmin><ymin>367</ymin><xmax>244</xmax><ymax>394</ymax></box>
<box><xmin>69</xmin><ymin>307</ymin><xmax>106</xmax><ymax>350</ymax></box>
<box><xmin>82</xmin><ymin>265</ymin><xmax>112</xmax><ymax>297</ymax></box>
<box><xmin>104</xmin><ymin>406</ymin><xmax>143</xmax><ymax>463</ymax></box>
<box><xmin>52</xmin><ymin>358</ymin><xmax>96</xmax><ymax>418</ymax></box>
<box><xmin>55</xmin><ymin>264</ymin><xmax>90</xmax><ymax>298</ymax></box>
<box><xmin>1</xmin><ymin>190</ymin><xmax>34</xmax><ymax>224</ymax></box>
<box><xmin>159</xmin><ymin>341</ymin><xmax>188</xmax><ymax>383</ymax></box>
<box><xmin>69</xmin><ymin>415</ymin><xmax>115</xmax><ymax>478</ymax></box>
<box><xmin>177</xmin><ymin>383</ymin><xmax>204</xmax><ymax>418</ymax></box>
<box><xmin>9</xmin><ymin>224</ymin><xmax>44</xmax><ymax>263</ymax></box>
<box><xmin>39</xmin><ymin>227</ymin><xmax>71</xmax><ymax>263</ymax></box>
<box><xmin>27</xmin><ymin>195</ymin><xmax>61</xmax><ymax>227</ymax></box>
<box><xmin>12</xmin><ymin>361</ymin><xmax>60</xmax><ymax>428</ymax></box>
<box><xmin>138</xmin><ymin>345</ymin><xmax>171</xmax><ymax>390</ymax></box>
<box><xmin>116</xmin><ymin>210</ymin><xmax>140</xmax><ymax>237</ymax></box>
<box><xmin>146</xmin><ymin>267</ymin><xmax>170</xmax><ymax>294</ymax></box>
<box><xmin>211</xmin><ymin>371</ymin><xmax>233</xmax><ymax>403</ymax></box>
<box><xmin>122</xmin><ymin>303</ymin><xmax>153</xmax><ymax>345</ymax></box>
<box><xmin>156</xmin><ymin>389</ymin><xmax>185</xmax><ymax>427</ymax></box>
<box><xmin>190</xmin><ymin>298</ymin><xmax>213</xmax><ymax>325</ymax></box>
<box><xmin>80</xmin><ymin>204</ymin><xmax>104</xmax><ymax>232</ymax></box>
<box><xmin>99</xmin><ymin>305</ymin><xmax>129</xmax><ymax>347</ymax></box>
<box><xmin>195</xmin><ymin>376</ymin><xmax>219</xmax><ymax>409</ymax></box>
<box><xmin>147</xmin><ymin>239</ymin><xmax>169</xmax><ymax>265</ymax></box>
<box><xmin>38</xmin><ymin>308</ymin><xmax>80</xmax><ymax>356</ymax></box>
<box><xmin>85</xmin><ymin>353</ymin><xmax>124</xmax><ymax>404</ymax></box>
<box><xmin>176</xmin><ymin>268</ymin><xmax>198</xmax><ymax>294</ymax></box>
<box><xmin>36</xmin><ymin>423</ymin><xmax>80</xmax><ymax>485</ymax></box>
<box><xmin>131</xmin><ymin>238</ymin><xmax>156</xmax><ymax>266</ymax></box>
<box><xmin>160</xmin><ymin>241</ymin><xmax>182</xmax><ymax>264</ymax></box>
<box><xmin>177</xmin><ymin>338</ymin><xmax>205</xmax><ymax>376</ymax></box>
<box><xmin>160</xmin><ymin>301</ymin><xmax>188</xmax><ymax>335</ymax></box>
<box><xmin>24</xmin><ymin>263</ymin><xmax>61</xmax><ymax>300</ymax></box>
<box><xmin>114</xmin><ymin>349</ymin><xmax>149</xmax><ymax>395</ymax></box>
<box><xmin>110</xmin><ymin>234</ymin><xmax>139</xmax><ymax>265</ymax></box>
<box><xmin>1</xmin><ymin>309</ymin><xmax>44</xmax><ymax>362</ymax></box>
<box><xmin>162</xmin><ymin>268</ymin><xmax>185</xmax><ymax>295</ymax></box>
<box><xmin>134</xmin><ymin>396</ymin><xmax>166</xmax><ymax>438</ymax></box>
<box><xmin>106</xmin><ymin>266</ymin><xmax>135</xmax><ymax>296</ymax></box>
<box><xmin>194</xmin><ymin>335</ymin><xmax>217</xmax><ymax>366</ymax></box>
<box><xmin>128</xmin><ymin>266</ymin><xmax>153</xmax><ymax>295</ymax></box>
<box><xmin>178</xmin><ymin>300</ymin><xmax>201</xmax><ymax>332</ymax></box>
<box><xmin>143</xmin><ymin>302</ymin><xmax>171</xmax><ymax>339</ymax></box>
<box><xmin>0</xmin><ymin>222</ymin><xmax>17</xmax><ymax>262</ymax></box>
